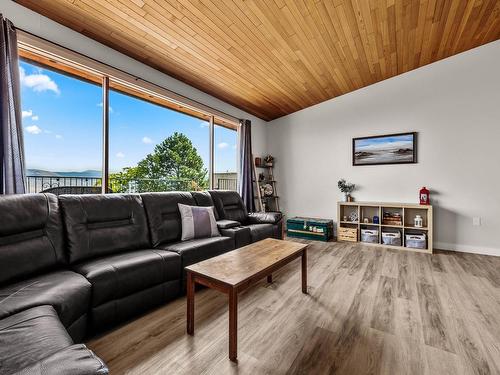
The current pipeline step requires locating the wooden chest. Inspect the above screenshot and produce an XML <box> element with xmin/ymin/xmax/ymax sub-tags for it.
<box><xmin>286</xmin><ymin>217</ymin><xmax>333</xmax><ymax>242</ymax></box>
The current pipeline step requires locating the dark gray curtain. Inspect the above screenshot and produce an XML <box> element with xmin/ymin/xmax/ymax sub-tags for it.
<box><xmin>0</xmin><ymin>15</ymin><xmax>25</xmax><ymax>194</ymax></box>
<box><xmin>238</xmin><ymin>119</ymin><xmax>255</xmax><ymax>212</ymax></box>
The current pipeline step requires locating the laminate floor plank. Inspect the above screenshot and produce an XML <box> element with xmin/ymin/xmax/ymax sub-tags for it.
<box><xmin>87</xmin><ymin>241</ymin><xmax>500</xmax><ymax>375</ymax></box>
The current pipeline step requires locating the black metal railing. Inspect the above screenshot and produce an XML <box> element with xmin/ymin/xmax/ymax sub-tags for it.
<box><xmin>26</xmin><ymin>175</ymin><xmax>238</xmax><ymax>195</ymax></box>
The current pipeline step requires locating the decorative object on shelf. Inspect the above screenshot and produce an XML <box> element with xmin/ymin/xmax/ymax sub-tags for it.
<box><xmin>419</xmin><ymin>186</ymin><xmax>430</xmax><ymax>205</ymax></box>
<box><xmin>348</xmin><ymin>211</ymin><xmax>358</xmax><ymax>222</ymax></box>
<box><xmin>287</xmin><ymin>217</ymin><xmax>333</xmax><ymax>242</ymax></box>
<box><xmin>258</xmin><ymin>172</ymin><xmax>265</xmax><ymax>181</ymax></box>
<box><xmin>255</xmin><ymin>157</ymin><xmax>262</xmax><ymax>167</ymax></box>
<box><xmin>343</xmin><ymin>216</ymin><xmax>347</xmax><ymax>222</ymax></box>
<box><xmin>263</xmin><ymin>183</ymin><xmax>274</xmax><ymax>196</ymax></box>
<box><xmin>383</xmin><ymin>212</ymin><xmax>402</xmax><ymax>226</ymax></box>
<box><xmin>363</xmin><ymin>218</ymin><xmax>369</xmax><ymax>223</ymax></box>
<box><xmin>264</xmin><ymin>154</ymin><xmax>274</xmax><ymax>167</ymax></box>
<box><xmin>373</xmin><ymin>215</ymin><xmax>380</xmax><ymax>224</ymax></box>
<box><xmin>353</xmin><ymin>132</ymin><xmax>417</xmax><ymax>166</ymax></box>
<box><xmin>338</xmin><ymin>179</ymin><xmax>356</xmax><ymax>202</ymax></box>
<box><xmin>414</xmin><ymin>215</ymin><xmax>423</xmax><ymax>228</ymax></box>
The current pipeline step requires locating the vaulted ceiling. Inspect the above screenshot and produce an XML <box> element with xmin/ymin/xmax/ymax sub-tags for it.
<box><xmin>16</xmin><ymin>0</ymin><xmax>500</xmax><ymax>121</ymax></box>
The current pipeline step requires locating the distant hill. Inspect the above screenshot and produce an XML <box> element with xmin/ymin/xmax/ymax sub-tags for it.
<box><xmin>27</xmin><ymin>169</ymin><xmax>102</xmax><ymax>178</ymax></box>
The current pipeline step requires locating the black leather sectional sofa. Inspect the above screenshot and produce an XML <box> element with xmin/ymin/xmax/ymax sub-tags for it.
<box><xmin>0</xmin><ymin>190</ymin><xmax>282</xmax><ymax>374</ymax></box>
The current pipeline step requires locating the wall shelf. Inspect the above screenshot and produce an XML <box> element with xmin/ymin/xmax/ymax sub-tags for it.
<box><xmin>337</xmin><ymin>201</ymin><xmax>433</xmax><ymax>254</ymax></box>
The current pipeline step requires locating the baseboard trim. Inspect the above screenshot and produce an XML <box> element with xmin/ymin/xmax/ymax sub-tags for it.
<box><xmin>434</xmin><ymin>242</ymin><xmax>500</xmax><ymax>257</ymax></box>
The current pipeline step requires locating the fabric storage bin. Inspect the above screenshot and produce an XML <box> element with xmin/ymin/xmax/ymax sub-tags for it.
<box><xmin>405</xmin><ymin>233</ymin><xmax>427</xmax><ymax>249</ymax></box>
<box><xmin>382</xmin><ymin>231</ymin><xmax>401</xmax><ymax>246</ymax></box>
<box><xmin>361</xmin><ymin>229</ymin><xmax>378</xmax><ymax>244</ymax></box>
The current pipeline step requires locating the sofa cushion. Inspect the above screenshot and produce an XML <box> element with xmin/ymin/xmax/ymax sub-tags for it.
<box><xmin>0</xmin><ymin>305</ymin><xmax>73</xmax><ymax>374</ymax></box>
<box><xmin>246</xmin><ymin>223</ymin><xmax>276</xmax><ymax>243</ymax></box>
<box><xmin>159</xmin><ymin>236</ymin><xmax>234</xmax><ymax>270</ymax></box>
<box><xmin>208</xmin><ymin>190</ymin><xmax>248</xmax><ymax>223</ymax></box>
<box><xmin>59</xmin><ymin>194</ymin><xmax>150</xmax><ymax>264</ymax></box>
<box><xmin>13</xmin><ymin>344</ymin><xmax>108</xmax><ymax>375</ymax></box>
<box><xmin>71</xmin><ymin>250</ymin><xmax>181</xmax><ymax>307</ymax></box>
<box><xmin>141</xmin><ymin>192</ymin><xmax>196</xmax><ymax>246</ymax></box>
<box><xmin>0</xmin><ymin>193</ymin><xmax>65</xmax><ymax>285</ymax></box>
<box><xmin>0</xmin><ymin>271</ymin><xmax>91</xmax><ymax>330</ymax></box>
<box><xmin>178</xmin><ymin>204</ymin><xmax>220</xmax><ymax>241</ymax></box>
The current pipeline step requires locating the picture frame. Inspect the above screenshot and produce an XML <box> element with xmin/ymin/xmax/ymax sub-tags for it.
<box><xmin>352</xmin><ymin>132</ymin><xmax>417</xmax><ymax>166</ymax></box>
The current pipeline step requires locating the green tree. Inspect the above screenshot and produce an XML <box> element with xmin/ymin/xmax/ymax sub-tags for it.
<box><xmin>109</xmin><ymin>132</ymin><xmax>208</xmax><ymax>193</ymax></box>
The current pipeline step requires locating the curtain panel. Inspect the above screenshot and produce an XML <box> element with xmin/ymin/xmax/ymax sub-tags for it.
<box><xmin>0</xmin><ymin>15</ymin><xmax>25</xmax><ymax>194</ymax></box>
<box><xmin>238</xmin><ymin>119</ymin><xmax>255</xmax><ymax>212</ymax></box>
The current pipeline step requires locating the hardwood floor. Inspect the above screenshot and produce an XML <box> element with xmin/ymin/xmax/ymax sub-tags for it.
<box><xmin>87</xmin><ymin>240</ymin><xmax>500</xmax><ymax>374</ymax></box>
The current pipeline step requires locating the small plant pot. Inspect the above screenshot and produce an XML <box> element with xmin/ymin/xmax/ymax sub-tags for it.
<box><xmin>347</xmin><ymin>195</ymin><xmax>354</xmax><ymax>202</ymax></box>
<box><xmin>265</xmin><ymin>162</ymin><xmax>273</xmax><ymax>167</ymax></box>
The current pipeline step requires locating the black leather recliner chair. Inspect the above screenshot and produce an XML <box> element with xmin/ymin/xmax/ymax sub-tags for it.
<box><xmin>0</xmin><ymin>190</ymin><xmax>282</xmax><ymax>374</ymax></box>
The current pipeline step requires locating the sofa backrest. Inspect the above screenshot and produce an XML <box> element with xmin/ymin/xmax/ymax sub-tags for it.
<box><xmin>59</xmin><ymin>194</ymin><xmax>150</xmax><ymax>264</ymax></box>
<box><xmin>190</xmin><ymin>191</ymin><xmax>219</xmax><ymax>220</ymax></box>
<box><xmin>141</xmin><ymin>192</ymin><xmax>196</xmax><ymax>247</ymax></box>
<box><xmin>208</xmin><ymin>190</ymin><xmax>248</xmax><ymax>223</ymax></box>
<box><xmin>0</xmin><ymin>194</ymin><xmax>65</xmax><ymax>284</ymax></box>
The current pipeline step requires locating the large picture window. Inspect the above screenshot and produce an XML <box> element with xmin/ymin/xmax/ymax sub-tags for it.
<box><xmin>18</xmin><ymin>38</ymin><xmax>239</xmax><ymax>195</ymax></box>
<box><xmin>21</xmin><ymin>59</ymin><xmax>103</xmax><ymax>194</ymax></box>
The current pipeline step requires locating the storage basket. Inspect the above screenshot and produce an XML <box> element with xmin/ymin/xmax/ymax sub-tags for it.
<box><xmin>338</xmin><ymin>227</ymin><xmax>357</xmax><ymax>242</ymax></box>
<box><xmin>382</xmin><ymin>231</ymin><xmax>402</xmax><ymax>246</ymax></box>
<box><xmin>361</xmin><ymin>229</ymin><xmax>378</xmax><ymax>244</ymax></box>
<box><xmin>405</xmin><ymin>234</ymin><xmax>427</xmax><ymax>249</ymax></box>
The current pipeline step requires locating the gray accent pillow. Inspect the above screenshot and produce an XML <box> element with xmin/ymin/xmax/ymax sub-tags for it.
<box><xmin>178</xmin><ymin>203</ymin><xmax>220</xmax><ymax>241</ymax></box>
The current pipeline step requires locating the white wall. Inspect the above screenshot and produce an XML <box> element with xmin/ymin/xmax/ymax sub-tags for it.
<box><xmin>0</xmin><ymin>0</ymin><xmax>268</xmax><ymax>156</ymax></box>
<box><xmin>268</xmin><ymin>40</ymin><xmax>500</xmax><ymax>256</ymax></box>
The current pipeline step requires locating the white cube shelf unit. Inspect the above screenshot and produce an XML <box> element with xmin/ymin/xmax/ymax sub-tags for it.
<box><xmin>337</xmin><ymin>201</ymin><xmax>433</xmax><ymax>254</ymax></box>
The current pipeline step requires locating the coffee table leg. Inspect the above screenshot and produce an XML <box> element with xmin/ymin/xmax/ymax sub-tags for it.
<box><xmin>302</xmin><ymin>249</ymin><xmax>308</xmax><ymax>294</ymax></box>
<box><xmin>267</xmin><ymin>274</ymin><xmax>273</xmax><ymax>283</ymax></box>
<box><xmin>187</xmin><ymin>272</ymin><xmax>195</xmax><ymax>335</ymax></box>
<box><xmin>229</xmin><ymin>288</ymin><xmax>238</xmax><ymax>362</ymax></box>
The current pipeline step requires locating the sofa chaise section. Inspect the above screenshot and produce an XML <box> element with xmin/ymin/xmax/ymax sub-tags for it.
<box><xmin>0</xmin><ymin>305</ymin><xmax>107</xmax><ymax>375</ymax></box>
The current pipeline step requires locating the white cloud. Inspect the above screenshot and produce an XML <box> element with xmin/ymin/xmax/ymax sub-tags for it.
<box><xmin>142</xmin><ymin>136</ymin><xmax>153</xmax><ymax>144</ymax></box>
<box><xmin>19</xmin><ymin>67</ymin><xmax>60</xmax><ymax>94</ymax></box>
<box><xmin>22</xmin><ymin>109</ymin><xmax>33</xmax><ymax>118</ymax></box>
<box><xmin>31</xmin><ymin>115</ymin><xmax>39</xmax><ymax>121</ymax></box>
<box><xmin>200</xmin><ymin>122</ymin><xmax>209</xmax><ymax>128</ymax></box>
<box><xmin>218</xmin><ymin>142</ymin><xmax>229</xmax><ymax>149</ymax></box>
<box><xmin>26</xmin><ymin>125</ymin><xmax>42</xmax><ymax>134</ymax></box>
<box><xmin>116</xmin><ymin>152</ymin><xmax>125</xmax><ymax>158</ymax></box>
<box><xmin>97</xmin><ymin>102</ymin><xmax>113</xmax><ymax>113</ymax></box>
<box><xmin>55</xmin><ymin>134</ymin><xmax>63</xmax><ymax>139</ymax></box>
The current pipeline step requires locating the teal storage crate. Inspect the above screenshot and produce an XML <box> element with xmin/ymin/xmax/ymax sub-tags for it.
<box><xmin>286</xmin><ymin>217</ymin><xmax>333</xmax><ymax>242</ymax></box>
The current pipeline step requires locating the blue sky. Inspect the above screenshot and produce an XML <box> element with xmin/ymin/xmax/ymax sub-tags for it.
<box><xmin>19</xmin><ymin>60</ymin><xmax>237</xmax><ymax>174</ymax></box>
<box><xmin>355</xmin><ymin>134</ymin><xmax>414</xmax><ymax>151</ymax></box>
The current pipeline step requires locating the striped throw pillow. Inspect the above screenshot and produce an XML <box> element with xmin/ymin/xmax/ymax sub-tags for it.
<box><xmin>178</xmin><ymin>203</ymin><xmax>220</xmax><ymax>241</ymax></box>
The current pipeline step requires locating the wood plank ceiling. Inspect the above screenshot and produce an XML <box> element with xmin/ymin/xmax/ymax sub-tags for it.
<box><xmin>16</xmin><ymin>0</ymin><xmax>500</xmax><ymax>121</ymax></box>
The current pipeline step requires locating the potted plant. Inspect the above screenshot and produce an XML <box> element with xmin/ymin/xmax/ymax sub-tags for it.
<box><xmin>264</xmin><ymin>155</ymin><xmax>274</xmax><ymax>167</ymax></box>
<box><xmin>338</xmin><ymin>179</ymin><xmax>355</xmax><ymax>202</ymax></box>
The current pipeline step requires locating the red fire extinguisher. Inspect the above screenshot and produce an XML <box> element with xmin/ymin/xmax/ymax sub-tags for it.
<box><xmin>419</xmin><ymin>187</ymin><xmax>430</xmax><ymax>205</ymax></box>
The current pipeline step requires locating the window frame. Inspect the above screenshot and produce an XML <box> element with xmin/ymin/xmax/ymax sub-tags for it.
<box><xmin>17</xmin><ymin>30</ymin><xmax>240</xmax><ymax>193</ymax></box>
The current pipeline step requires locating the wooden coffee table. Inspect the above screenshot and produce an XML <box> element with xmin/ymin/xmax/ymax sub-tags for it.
<box><xmin>185</xmin><ymin>238</ymin><xmax>309</xmax><ymax>362</ymax></box>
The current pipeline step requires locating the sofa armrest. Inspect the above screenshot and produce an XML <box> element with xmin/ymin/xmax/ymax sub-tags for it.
<box><xmin>216</xmin><ymin>220</ymin><xmax>241</xmax><ymax>229</ymax></box>
<box><xmin>248</xmin><ymin>212</ymin><xmax>283</xmax><ymax>225</ymax></box>
<box><xmin>14</xmin><ymin>344</ymin><xmax>108</xmax><ymax>375</ymax></box>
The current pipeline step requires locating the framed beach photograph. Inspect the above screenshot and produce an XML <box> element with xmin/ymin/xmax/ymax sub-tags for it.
<box><xmin>352</xmin><ymin>132</ymin><xmax>417</xmax><ymax>166</ymax></box>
